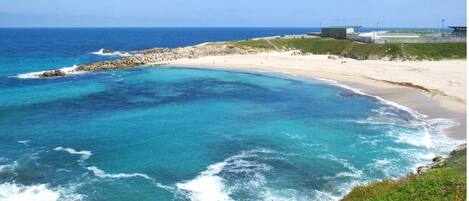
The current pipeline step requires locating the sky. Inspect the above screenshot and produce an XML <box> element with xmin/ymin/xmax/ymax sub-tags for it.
<box><xmin>0</xmin><ymin>0</ymin><xmax>466</xmax><ymax>28</ymax></box>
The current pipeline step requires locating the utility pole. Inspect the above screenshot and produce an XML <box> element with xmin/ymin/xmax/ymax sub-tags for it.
<box><xmin>441</xmin><ymin>19</ymin><xmax>445</xmax><ymax>37</ymax></box>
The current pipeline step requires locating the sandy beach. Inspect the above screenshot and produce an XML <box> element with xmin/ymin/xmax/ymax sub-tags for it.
<box><xmin>167</xmin><ymin>51</ymin><xmax>467</xmax><ymax>140</ymax></box>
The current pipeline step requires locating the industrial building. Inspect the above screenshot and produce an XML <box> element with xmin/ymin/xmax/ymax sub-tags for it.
<box><xmin>312</xmin><ymin>25</ymin><xmax>466</xmax><ymax>44</ymax></box>
<box><xmin>320</xmin><ymin>26</ymin><xmax>361</xmax><ymax>39</ymax></box>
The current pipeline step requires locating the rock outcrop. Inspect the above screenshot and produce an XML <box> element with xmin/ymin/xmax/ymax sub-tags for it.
<box><xmin>101</xmin><ymin>49</ymin><xmax>115</xmax><ymax>54</ymax></box>
<box><xmin>39</xmin><ymin>70</ymin><xmax>66</xmax><ymax>78</ymax></box>
<box><xmin>417</xmin><ymin>143</ymin><xmax>466</xmax><ymax>175</ymax></box>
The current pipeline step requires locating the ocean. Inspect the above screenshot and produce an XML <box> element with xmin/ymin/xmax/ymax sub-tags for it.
<box><xmin>0</xmin><ymin>28</ymin><xmax>461</xmax><ymax>201</ymax></box>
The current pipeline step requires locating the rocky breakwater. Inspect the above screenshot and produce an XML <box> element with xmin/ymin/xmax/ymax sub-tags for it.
<box><xmin>38</xmin><ymin>42</ymin><xmax>258</xmax><ymax>78</ymax></box>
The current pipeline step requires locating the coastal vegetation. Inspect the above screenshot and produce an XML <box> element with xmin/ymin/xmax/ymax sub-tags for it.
<box><xmin>231</xmin><ymin>37</ymin><xmax>466</xmax><ymax>60</ymax></box>
<box><xmin>342</xmin><ymin>146</ymin><xmax>467</xmax><ymax>201</ymax></box>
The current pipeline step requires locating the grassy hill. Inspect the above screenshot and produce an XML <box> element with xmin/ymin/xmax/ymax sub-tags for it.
<box><xmin>342</xmin><ymin>147</ymin><xmax>466</xmax><ymax>201</ymax></box>
<box><xmin>231</xmin><ymin>37</ymin><xmax>466</xmax><ymax>60</ymax></box>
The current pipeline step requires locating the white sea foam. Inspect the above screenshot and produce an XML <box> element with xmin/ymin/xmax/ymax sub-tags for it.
<box><xmin>53</xmin><ymin>147</ymin><xmax>92</xmax><ymax>163</ymax></box>
<box><xmin>0</xmin><ymin>183</ymin><xmax>59</xmax><ymax>201</ymax></box>
<box><xmin>15</xmin><ymin>65</ymin><xmax>83</xmax><ymax>79</ymax></box>
<box><xmin>315</xmin><ymin>77</ymin><xmax>426</xmax><ymax>118</ymax></box>
<box><xmin>53</xmin><ymin>147</ymin><xmax>173</xmax><ymax>192</ymax></box>
<box><xmin>0</xmin><ymin>183</ymin><xmax>83</xmax><ymax>201</ymax></box>
<box><xmin>84</xmin><ymin>166</ymin><xmax>174</xmax><ymax>191</ymax></box>
<box><xmin>258</xmin><ymin>188</ymin><xmax>315</xmax><ymax>201</ymax></box>
<box><xmin>319</xmin><ymin>154</ymin><xmax>364</xmax><ymax>180</ymax></box>
<box><xmin>176</xmin><ymin>149</ymin><xmax>274</xmax><ymax>201</ymax></box>
<box><xmin>365</xmin><ymin>107</ymin><xmax>462</xmax><ymax>153</ymax></box>
<box><xmin>85</xmin><ymin>166</ymin><xmax>152</xmax><ymax>180</ymax></box>
<box><xmin>0</xmin><ymin>161</ymin><xmax>18</xmax><ymax>174</ymax></box>
<box><xmin>17</xmin><ymin>140</ymin><xmax>30</xmax><ymax>146</ymax></box>
<box><xmin>311</xmin><ymin>189</ymin><xmax>341</xmax><ymax>201</ymax></box>
<box><xmin>317</xmin><ymin>77</ymin><xmax>464</xmax><ymax>156</ymax></box>
<box><xmin>91</xmin><ymin>49</ymin><xmax>134</xmax><ymax>57</ymax></box>
<box><xmin>283</xmin><ymin>131</ymin><xmax>303</xmax><ymax>140</ymax></box>
<box><xmin>386</xmin><ymin>147</ymin><xmax>437</xmax><ymax>173</ymax></box>
<box><xmin>176</xmin><ymin>161</ymin><xmax>232</xmax><ymax>201</ymax></box>
<box><xmin>366</xmin><ymin>158</ymin><xmax>401</xmax><ymax>179</ymax></box>
<box><xmin>315</xmin><ymin>154</ymin><xmax>370</xmax><ymax>200</ymax></box>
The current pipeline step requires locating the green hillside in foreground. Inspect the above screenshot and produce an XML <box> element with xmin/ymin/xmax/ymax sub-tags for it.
<box><xmin>231</xmin><ymin>37</ymin><xmax>466</xmax><ymax>60</ymax></box>
<box><xmin>342</xmin><ymin>147</ymin><xmax>466</xmax><ymax>201</ymax></box>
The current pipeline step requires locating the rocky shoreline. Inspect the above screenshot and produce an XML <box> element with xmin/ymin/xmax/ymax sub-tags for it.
<box><xmin>417</xmin><ymin>143</ymin><xmax>466</xmax><ymax>174</ymax></box>
<box><xmin>39</xmin><ymin>42</ymin><xmax>262</xmax><ymax>78</ymax></box>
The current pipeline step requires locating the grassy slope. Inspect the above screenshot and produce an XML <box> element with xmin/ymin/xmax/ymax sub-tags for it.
<box><xmin>342</xmin><ymin>148</ymin><xmax>467</xmax><ymax>201</ymax></box>
<box><xmin>231</xmin><ymin>37</ymin><xmax>466</xmax><ymax>60</ymax></box>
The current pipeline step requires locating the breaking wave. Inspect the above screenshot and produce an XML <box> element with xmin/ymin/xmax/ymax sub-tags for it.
<box><xmin>176</xmin><ymin>161</ymin><xmax>232</xmax><ymax>201</ymax></box>
<box><xmin>52</xmin><ymin>146</ymin><xmax>173</xmax><ymax>192</ymax></box>
<box><xmin>176</xmin><ymin>148</ymin><xmax>363</xmax><ymax>201</ymax></box>
<box><xmin>15</xmin><ymin>65</ymin><xmax>83</xmax><ymax>79</ymax></box>
<box><xmin>91</xmin><ymin>49</ymin><xmax>133</xmax><ymax>57</ymax></box>
<box><xmin>85</xmin><ymin>166</ymin><xmax>151</xmax><ymax>180</ymax></box>
<box><xmin>0</xmin><ymin>182</ymin><xmax>83</xmax><ymax>201</ymax></box>
<box><xmin>54</xmin><ymin>147</ymin><xmax>92</xmax><ymax>163</ymax></box>
<box><xmin>17</xmin><ymin>140</ymin><xmax>31</xmax><ymax>146</ymax></box>
<box><xmin>0</xmin><ymin>161</ymin><xmax>18</xmax><ymax>174</ymax></box>
<box><xmin>176</xmin><ymin>149</ymin><xmax>273</xmax><ymax>201</ymax></box>
<box><xmin>357</xmin><ymin>105</ymin><xmax>463</xmax><ymax>173</ymax></box>
<box><xmin>175</xmin><ymin>148</ymin><xmax>323</xmax><ymax>201</ymax></box>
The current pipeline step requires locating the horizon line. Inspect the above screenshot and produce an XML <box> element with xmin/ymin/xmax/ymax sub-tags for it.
<box><xmin>0</xmin><ymin>26</ymin><xmax>453</xmax><ymax>29</ymax></box>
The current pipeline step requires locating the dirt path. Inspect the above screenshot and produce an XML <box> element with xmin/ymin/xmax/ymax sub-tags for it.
<box><xmin>266</xmin><ymin>39</ymin><xmax>281</xmax><ymax>51</ymax></box>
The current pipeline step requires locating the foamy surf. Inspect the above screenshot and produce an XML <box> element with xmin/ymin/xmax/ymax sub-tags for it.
<box><xmin>353</xmin><ymin>102</ymin><xmax>463</xmax><ymax>178</ymax></box>
<box><xmin>315</xmin><ymin>77</ymin><xmax>427</xmax><ymax>119</ymax></box>
<box><xmin>0</xmin><ymin>161</ymin><xmax>18</xmax><ymax>174</ymax></box>
<box><xmin>52</xmin><ymin>147</ymin><xmax>174</xmax><ymax>193</ymax></box>
<box><xmin>317</xmin><ymin>77</ymin><xmax>464</xmax><ymax>153</ymax></box>
<box><xmin>85</xmin><ymin>166</ymin><xmax>152</xmax><ymax>180</ymax></box>
<box><xmin>176</xmin><ymin>160</ymin><xmax>232</xmax><ymax>201</ymax></box>
<box><xmin>15</xmin><ymin>65</ymin><xmax>83</xmax><ymax>79</ymax></box>
<box><xmin>17</xmin><ymin>140</ymin><xmax>30</xmax><ymax>146</ymax></box>
<box><xmin>176</xmin><ymin>148</ymin><xmax>341</xmax><ymax>201</ymax></box>
<box><xmin>54</xmin><ymin>147</ymin><xmax>92</xmax><ymax>163</ymax></box>
<box><xmin>176</xmin><ymin>149</ymin><xmax>278</xmax><ymax>201</ymax></box>
<box><xmin>359</xmin><ymin>106</ymin><xmax>462</xmax><ymax>156</ymax></box>
<box><xmin>91</xmin><ymin>49</ymin><xmax>134</xmax><ymax>57</ymax></box>
<box><xmin>0</xmin><ymin>182</ymin><xmax>83</xmax><ymax>201</ymax></box>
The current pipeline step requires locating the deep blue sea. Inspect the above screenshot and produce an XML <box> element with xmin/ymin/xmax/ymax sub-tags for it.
<box><xmin>0</xmin><ymin>28</ymin><xmax>462</xmax><ymax>201</ymax></box>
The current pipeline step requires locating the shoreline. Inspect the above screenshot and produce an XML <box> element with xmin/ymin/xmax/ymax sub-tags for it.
<box><xmin>161</xmin><ymin>63</ymin><xmax>466</xmax><ymax>200</ymax></box>
<box><xmin>165</xmin><ymin>52</ymin><xmax>467</xmax><ymax>140</ymax></box>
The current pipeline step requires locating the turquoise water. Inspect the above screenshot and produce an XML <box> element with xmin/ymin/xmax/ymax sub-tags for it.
<box><xmin>0</xmin><ymin>28</ymin><xmax>462</xmax><ymax>201</ymax></box>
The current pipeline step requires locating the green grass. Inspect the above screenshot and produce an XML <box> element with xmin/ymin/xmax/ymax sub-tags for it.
<box><xmin>403</xmin><ymin>43</ymin><xmax>467</xmax><ymax>60</ymax></box>
<box><xmin>231</xmin><ymin>37</ymin><xmax>466</xmax><ymax>60</ymax></box>
<box><xmin>232</xmin><ymin>39</ymin><xmax>274</xmax><ymax>49</ymax></box>
<box><xmin>342</xmin><ymin>148</ymin><xmax>467</xmax><ymax>201</ymax></box>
